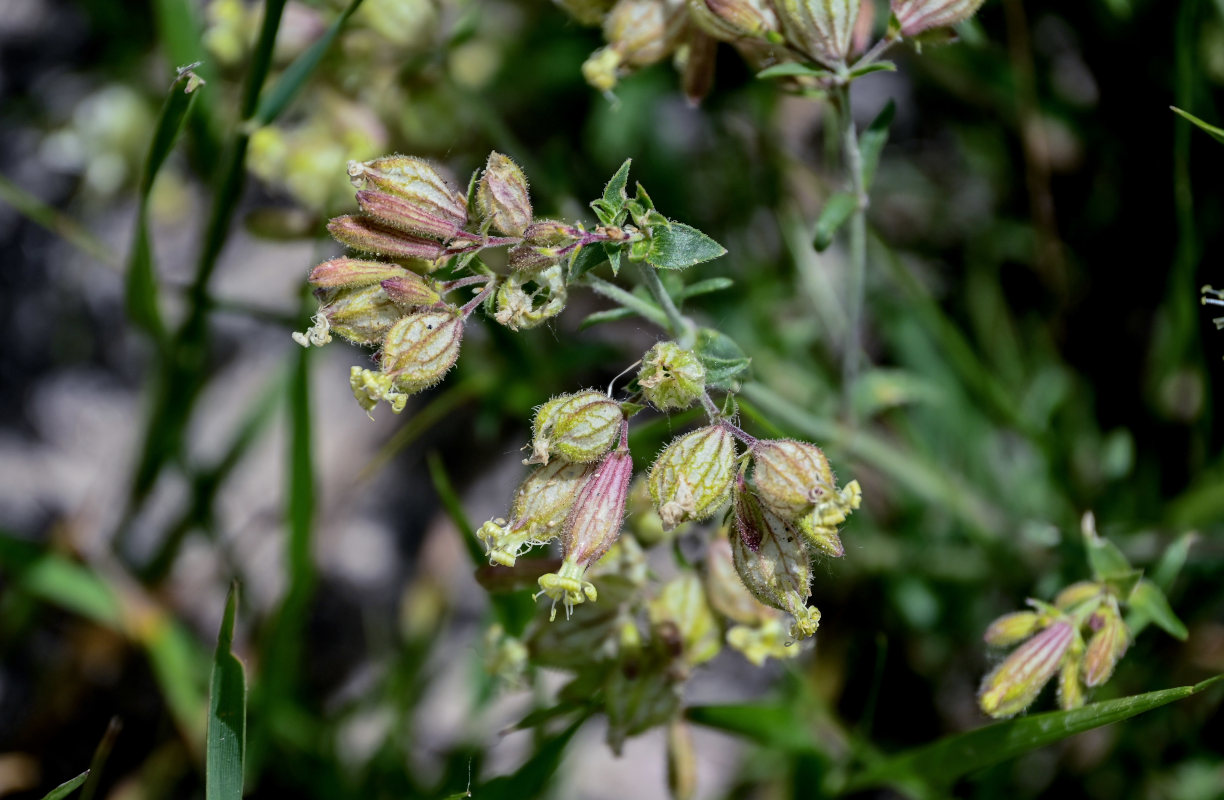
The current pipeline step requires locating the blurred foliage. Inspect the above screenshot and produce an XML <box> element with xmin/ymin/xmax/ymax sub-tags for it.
<box><xmin>0</xmin><ymin>0</ymin><xmax>1221</xmax><ymax>798</ymax></box>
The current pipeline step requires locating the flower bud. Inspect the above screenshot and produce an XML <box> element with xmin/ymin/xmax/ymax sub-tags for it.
<box><xmin>349</xmin><ymin>366</ymin><xmax>408</xmax><ymax>415</ymax></box>
<box><xmin>638</xmin><ymin>341</ymin><xmax>706</xmax><ymax>411</ymax></box>
<box><xmin>307</xmin><ymin>257</ymin><xmax>411</xmax><ymax>288</ymax></box>
<box><xmin>731</xmin><ymin>480</ymin><xmax>821</xmax><ymax>640</ymax></box>
<box><xmin>494</xmin><ymin>265</ymin><xmax>568</xmax><ymax>331</ymax></box>
<box><xmin>477</xmin><ymin>459</ymin><xmax>596</xmax><ymax>566</ymax></box>
<box><xmin>477</xmin><ymin>152</ymin><xmax>533</xmax><ymax>237</ymax></box>
<box><xmin>356</xmin><ymin>189</ymin><xmax>464</xmax><ymax>241</ymax></box>
<box><xmin>978</xmin><ymin>620</ymin><xmax>1074</xmax><ymax>718</ymax></box>
<box><xmin>529</xmin><ymin>389</ymin><xmax>624</xmax><ymax>465</ymax></box>
<box><xmin>537</xmin><ymin>422</ymin><xmax>633</xmax><ymax>619</ymax></box>
<box><xmin>687</xmin><ymin>0</ymin><xmax>779</xmax><ymax>41</ymax></box>
<box><xmin>379</xmin><ymin>309</ymin><xmax>464</xmax><ymax>395</ymax></box>
<box><xmin>506</xmin><ymin>219</ymin><xmax>579</xmax><ymax>273</ymax></box>
<box><xmin>891</xmin><ymin>0</ymin><xmax>986</xmax><ymax>37</ymax></box>
<box><xmin>327</xmin><ymin>215</ymin><xmax>448</xmax><ymax>263</ymax></box>
<box><xmin>983</xmin><ymin>611</ymin><xmax>1040</xmax><ymax>647</ymax></box>
<box><xmin>380</xmin><ymin>274</ymin><xmax>441</xmax><ymax>308</ymax></box>
<box><xmin>775</xmin><ymin>0</ymin><xmax>857</xmax><ymax>67</ymax></box>
<box><xmin>750</xmin><ymin>438</ymin><xmax>836</xmax><ymax>520</ymax></box>
<box><xmin>347</xmin><ymin>155</ymin><xmax>468</xmax><ymax>230</ymax></box>
<box><xmin>647</xmin><ymin>425</ymin><xmax>736</xmax><ymax>530</ymax></box>
<box><xmin>317</xmin><ymin>284</ymin><xmax>402</xmax><ymax>345</ymax></box>
<box><xmin>648</xmin><ymin>572</ymin><xmax>721</xmax><ymax>666</ymax></box>
<box><xmin>604</xmin><ymin>0</ymin><xmax>687</xmax><ymax>68</ymax></box>
<box><xmin>1082</xmin><ymin>601</ymin><xmax>1128</xmax><ymax>687</ymax></box>
<box><xmin>1054</xmin><ymin>580</ymin><xmax>1102</xmax><ymax>611</ymax></box>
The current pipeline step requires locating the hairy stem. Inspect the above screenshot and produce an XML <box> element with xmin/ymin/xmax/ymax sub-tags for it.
<box><xmin>637</xmin><ymin>262</ymin><xmax>696</xmax><ymax>348</ymax></box>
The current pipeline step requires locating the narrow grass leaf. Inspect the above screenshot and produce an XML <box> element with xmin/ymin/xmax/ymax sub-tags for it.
<box><xmin>206</xmin><ymin>585</ymin><xmax>247</xmax><ymax>800</ymax></box>
<box><xmin>843</xmin><ymin>677</ymin><xmax>1223</xmax><ymax>795</ymax></box>
<box><xmin>0</xmin><ymin>173</ymin><xmax>118</xmax><ymax>268</ymax></box>
<box><xmin>255</xmin><ymin>0</ymin><xmax>366</xmax><ymax>126</ymax></box>
<box><xmin>1171</xmin><ymin>106</ymin><xmax>1224</xmax><ymax>145</ymax></box>
<box><xmin>757</xmin><ymin>62</ymin><xmax>834</xmax><ymax>79</ymax></box>
<box><xmin>80</xmin><ymin>717</ymin><xmax>122</xmax><ymax>800</ymax></box>
<box><xmin>38</xmin><ymin>771</ymin><xmax>89</xmax><ymax>800</ymax></box>
<box><xmin>812</xmin><ymin>192</ymin><xmax>856</xmax><ymax>252</ymax></box>
<box><xmin>427</xmin><ymin>451</ymin><xmax>484</xmax><ymax>565</ymax></box>
<box><xmin>859</xmin><ymin>101</ymin><xmax>895</xmax><ymax>191</ymax></box>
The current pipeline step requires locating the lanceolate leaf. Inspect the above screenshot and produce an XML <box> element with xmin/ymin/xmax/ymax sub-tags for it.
<box><xmin>859</xmin><ymin>100</ymin><xmax>895</xmax><ymax>191</ymax></box>
<box><xmin>38</xmin><ymin>771</ymin><xmax>89</xmax><ymax>800</ymax></box>
<box><xmin>812</xmin><ymin>191</ymin><xmax>857</xmax><ymax>252</ymax></box>
<box><xmin>206</xmin><ymin>585</ymin><xmax>247</xmax><ymax>800</ymax></box>
<box><xmin>647</xmin><ymin>222</ymin><xmax>726</xmax><ymax>270</ymax></box>
<box><xmin>843</xmin><ymin>677</ymin><xmax>1222</xmax><ymax>796</ymax></box>
<box><xmin>1171</xmin><ymin>106</ymin><xmax>1224</xmax><ymax>145</ymax></box>
<box><xmin>756</xmin><ymin>62</ymin><xmax>835</xmax><ymax>80</ymax></box>
<box><xmin>603</xmin><ymin>158</ymin><xmax>633</xmax><ymax>207</ymax></box>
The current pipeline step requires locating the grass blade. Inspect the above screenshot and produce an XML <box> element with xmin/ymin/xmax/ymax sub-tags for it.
<box><xmin>843</xmin><ymin>676</ymin><xmax>1224</xmax><ymax>795</ymax></box>
<box><xmin>80</xmin><ymin>717</ymin><xmax>122</xmax><ymax>800</ymax></box>
<box><xmin>206</xmin><ymin>585</ymin><xmax>247</xmax><ymax>800</ymax></box>
<box><xmin>0</xmin><ymin>173</ymin><xmax>119</xmax><ymax>269</ymax></box>
<box><xmin>255</xmin><ymin>0</ymin><xmax>366</xmax><ymax>126</ymax></box>
<box><xmin>38</xmin><ymin>771</ymin><xmax>89</xmax><ymax>800</ymax></box>
<box><xmin>1171</xmin><ymin>105</ymin><xmax>1224</xmax><ymax>145</ymax></box>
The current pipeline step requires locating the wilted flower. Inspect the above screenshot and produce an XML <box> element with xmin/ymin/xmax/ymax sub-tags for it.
<box><xmin>494</xmin><ymin>265</ymin><xmax>568</xmax><ymax>330</ymax></box>
<box><xmin>638</xmin><ymin>341</ymin><xmax>706</xmax><ymax>410</ymax></box>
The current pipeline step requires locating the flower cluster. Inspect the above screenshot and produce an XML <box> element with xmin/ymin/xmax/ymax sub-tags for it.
<box><xmin>556</xmin><ymin>0</ymin><xmax>987</xmax><ymax>97</ymax></box>
<box><xmin>978</xmin><ymin>514</ymin><xmax>1188</xmax><ymax>718</ymax></box>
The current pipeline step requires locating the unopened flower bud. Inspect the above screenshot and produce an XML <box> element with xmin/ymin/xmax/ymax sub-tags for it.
<box><xmin>647</xmin><ymin>425</ymin><xmax>735</xmax><ymax>530</ymax></box>
<box><xmin>1082</xmin><ymin>601</ymin><xmax>1128</xmax><ymax>687</ymax></box>
<box><xmin>775</xmin><ymin>0</ymin><xmax>858</xmax><ymax>67</ymax></box>
<box><xmin>317</xmin><ymin>284</ymin><xmax>402</xmax><ymax>345</ymax></box>
<box><xmin>347</xmin><ymin>155</ymin><xmax>468</xmax><ymax>230</ymax></box>
<box><xmin>604</xmin><ymin>0</ymin><xmax>687</xmax><ymax>68</ymax></box>
<box><xmin>350</xmin><ymin>366</ymin><xmax>408</xmax><ymax>415</ymax></box>
<box><xmin>537</xmin><ymin>422</ymin><xmax>633</xmax><ymax>619</ymax></box>
<box><xmin>530</xmin><ymin>389</ymin><xmax>624</xmax><ymax>465</ymax></box>
<box><xmin>1058</xmin><ymin>648</ymin><xmax>1085</xmax><ymax>710</ymax></box>
<box><xmin>357</xmin><ymin>189</ymin><xmax>464</xmax><ymax>241</ymax></box>
<box><xmin>1054</xmin><ymin>580</ymin><xmax>1102</xmax><ymax>611</ymax></box>
<box><xmin>750</xmin><ymin>439</ymin><xmax>836</xmax><ymax>520</ymax></box>
<box><xmin>379</xmin><ymin>309</ymin><xmax>464</xmax><ymax>395</ymax></box>
<box><xmin>978</xmin><ymin>620</ymin><xmax>1074</xmax><ymax>718</ymax></box>
<box><xmin>506</xmin><ymin>219</ymin><xmax>578</xmax><ymax>273</ymax></box>
<box><xmin>687</xmin><ymin>0</ymin><xmax>778</xmax><ymax>41</ymax></box>
<box><xmin>666</xmin><ymin>720</ymin><xmax>698</xmax><ymax>800</ymax></box>
<box><xmin>327</xmin><ymin>215</ymin><xmax>448</xmax><ymax>263</ymax></box>
<box><xmin>380</xmin><ymin>274</ymin><xmax>441</xmax><ymax>308</ymax></box>
<box><xmin>638</xmin><ymin>341</ymin><xmax>706</xmax><ymax>410</ymax></box>
<box><xmin>307</xmin><ymin>257</ymin><xmax>412</xmax><ymax>288</ymax></box>
<box><xmin>731</xmin><ymin>480</ymin><xmax>820</xmax><ymax>640</ymax></box>
<box><xmin>494</xmin><ymin>265</ymin><xmax>568</xmax><ymax>331</ymax></box>
<box><xmin>983</xmin><ymin>611</ymin><xmax>1040</xmax><ymax>647</ymax></box>
<box><xmin>477</xmin><ymin>459</ymin><xmax>596</xmax><ymax>566</ymax></box>
<box><xmin>648</xmin><ymin>572</ymin><xmax>721</xmax><ymax>666</ymax></box>
<box><xmin>477</xmin><ymin>152</ymin><xmax>532</xmax><ymax>237</ymax></box>
<box><xmin>891</xmin><ymin>0</ymin><xmax>986</xmax><ymax>37</ymax></box>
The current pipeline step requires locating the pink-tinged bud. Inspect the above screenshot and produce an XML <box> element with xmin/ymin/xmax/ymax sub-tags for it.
<box><xmin>687</xmin><ymin>0</ymin><xmax>779</xmax><ymax>42</ymax></box>
<box><xmin>1082</xmin><ymin>601</ymin><xmax>1129</xmax><ymax>687</ymax></box>
<box><xmin>978</xmin><ymin>620</ymin><xmax>1074</xmax><ymax>718</ymax></box>
<box><xmin>750</xmin><ymin>438</ymin><xmax>836</xmax><ymax>520</ymax></box>
<box><xmin>327</xmin><ymin>215</ymin><xmax>449</xmax><ymax>264</ymax></box>
<box><xmin>356</xmin><ymin>190</ymin><xmax>464</xmax><ymax>241</ymax></box>
<box><xmin>380</xmin><ymin>274</ymin><xmax>441</xmax><ymax>308</ymax></box>
<box><xmin>983</xmin><ymin>611</ymin><xmax>1040</xmax><ymax>647</ymax></box>
<box><xmin>307</xmin><ymin>257</ymin><xmax>411</xmax><ymax>288</ymax></box>
<box><xmin>477</xmin><ymin>459</ymin><xmax>596</xmax><ymax>566</ymax></box>
<box><xmin>731</xmin><ymin>479</ymin><xmax>821</xmax><ymax>639</ymax></box>
<box><xmin>1054</xmin><ymin>580</ymin><xmax>1103</xmax><ymax>611</ymax></box>
<box><xmin>647</xmin><ymin>425</ymin><xmax>736</xmax><ymax>530</ymax></box>
<box><xmin>379</xmin><ymin>309</ymin><xmax>464</xmax><ymax>395</ymax></box>
<box><xmin>477</xmin><ymin>152</ymin><xmax>533</xmax><ymax>237</ymax></box>
<box><xmin>775</xmin><ymin>0</ymin><xmax>858</xmax><ymax>68</ymax></box>
<box><xmin>506</xmin><ymin>219</ymin><xmax>578</xmax><ymax>273</ymax></box>
<box><xmin>317</xmin><ymin>284</ymin><xmax>402</xmax><ymax>345</ymax></box>
<box><xmin>537</xmin><ymin>422</ymin><xmax>633</xmax><ymax>619</ymax></box>
<box><xmin>891</xmin><ymin>0</ymin><xmax>986</xmax><ymax>37</ymax></box>
<box><xmin>347</xmin><ymin>155</ymin><xmax>468</xmax><ymax>229</ymax></box>
<box><xmin>529</xmin><ymin>389</ymin><xmax>624</xmax><ymax>465</ymax></box>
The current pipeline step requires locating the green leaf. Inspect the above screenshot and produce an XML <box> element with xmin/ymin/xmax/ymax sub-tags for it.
<box><xmin>39</xmin><ymin>771</ymin><xmax>90</xmax><ymax>800</ymax></box>
<box><xmin>681</xmin><ymin>276</ymin><xmax>734</xmax><ymax>297</ymax></box>
<box><xmin>608</xmin><ymin>246</ymin><xmax>622</xmax><ymax>276</ymax></box>
<box><xmin>127</xmin><ymin>67</ymin><xmax>201</xmax><ymax>341</ymax></box>
<box><xmin>646</xmin><ymin>222</ymin><xmax>726</xmax><ymax>270</ymax></box>
<box><xmin>1127</xmin><ymin>579</ymin><xmax>1189</xmax><ymax>640</ymax></box>
<box><xmin>1084</xmin><ymin>527</ymin><xmax>1133</xmax><ymax>580</ymax></box>
<box><xmin>569</xmin><ymin>242</ymin><xmax>608</xmax><ymax>280</ymax></box>
<box><xmin>757</xmin><ymin>62</ymin><xmax>835</xmax><ymax>80</ymax></box>
<box><xmin>859</xmin><ymin>100</ymin><xmax>895</xmax><ymax>191</ymax></box>
<box><xmin>812</xmin><ymin>192</ymin><xmax>857</xmax><ymax>252</ymax></box>
<box><xmin>844</xmin><ymin>677</ymin><xmax>1223</xmax><ymax>796</ymax></box>
<box><xmin>1151</xmin><ymin>531</ymin><xmax>1197</xmax><ymax>591</ymax></box>
<box><xmin>694</xmin><ymin>328</ymin><xmax>751</xmax><ymax>389</ymax></box>
<box><xmin>686</xmin><ymin>703</ymin><xmax>822</xmax><ymax>754</ymax></box>
<box><xmin>1171</xmin><ymin>106</ymin><xmax>1224</xmax><ymax>145</ymax></box>
<box><xmin>848</xmin><ymin>61</ymin><xmax>897</xmax><ymax>79</ymax></box>
<box><xmin>579</xmin><ymin>307</ymin><xmax>636</xmax><ymax>330</ymax></box>
<box><xmin>206</xmin><ymin>585</ymin><xmax>247</xmax><ymax>800</ymax></box>
<box><xmin>603</xmin><ymin>158</ymin><xmax>632</xmax><ymax>207</ymax></box>
<box><xmin>254</xmin><ymin>0</ymin><xmax>366</xmax><ymax>125</ymax></box>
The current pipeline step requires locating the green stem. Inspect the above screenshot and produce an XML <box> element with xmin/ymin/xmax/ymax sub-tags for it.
<box><xmin>636</xmin><ymin>262</ymin><xmax>696</xmax><ymax>348</ymax></box>
<box><xmin>836</xmin><ymin>84</ymin><xmax>868</xmax><ymax>402</ymax></box>
<box><xmin>585</xmin><ymin>275</ymin><xmax>671</xmax><ymax>330</ymax></box>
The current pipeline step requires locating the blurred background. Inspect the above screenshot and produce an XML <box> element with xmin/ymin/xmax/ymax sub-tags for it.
<box><xmin>0</xmin><ymin>0</ymin><xmax>1222</xmax><ymax>797</ymax></box>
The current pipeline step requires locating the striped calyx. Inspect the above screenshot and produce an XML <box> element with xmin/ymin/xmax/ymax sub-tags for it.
<box><xmin>347</xmin><ymin>155</ymin><xmax>468</xmax><ymax>233</ymax></box>
<box><xmin>529</xmin><ymin>389</ymin><xmax>624</xmax><ymax>465</ymax></box>
<box><xmin>647</xmin><ymin>425</ymin><xmax>736</xmax><ymax>530</ymax></box>
<box><xmin>978</xmin><ymin>620</ymin><xmax>1074</xmax><ymax>718</ymax></box>
<box><xmin>749</xmin><ymin>438</ymin><xmax>836</xmax><ymax>520</ymax></box>
<box><xmin>379</xmin><ymin>309</ymin><xmax>465</xmax><ymax>395</ymax></box>
<box><xmin>477</xmin><ymin>459</ymin><xmax>596</xmax><ymax>567</ymax></box>
<box><xmin>891</xmin><ymin>0</ymin><xmax>986</xmax><ymax>37</ymax></box>
<box><xmin>775</xmin><ymin>0</ymin><xmax>858</xmax><ymax>68</ymax></box>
